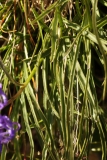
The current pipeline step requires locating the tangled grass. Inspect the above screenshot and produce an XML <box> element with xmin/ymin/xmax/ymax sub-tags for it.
<box><xmin>0</xmin><ymin>0</ymin><xmax>107</xmax><ymax>159</ymax></box>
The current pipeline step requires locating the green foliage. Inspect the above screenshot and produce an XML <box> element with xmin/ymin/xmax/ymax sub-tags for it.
<box><xmin>0</xmin><ymin>0</ymin><xmax>107</xmax><ymax>159</ymax></box>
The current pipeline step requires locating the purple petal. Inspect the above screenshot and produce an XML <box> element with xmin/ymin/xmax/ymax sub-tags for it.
<box><xmin>0</xmin><ymin>115</ymin><xmax>20</xmax><ymax>145</ymax></box>
<box><xmin>0</xmin><ymin>143</ymin><xmax>2</xmax><ymax>152</ymax></box>
<box><xmin>0</xmin><ymin>84</ymin><xmax>20</xmax><ymax>149</ymax></box>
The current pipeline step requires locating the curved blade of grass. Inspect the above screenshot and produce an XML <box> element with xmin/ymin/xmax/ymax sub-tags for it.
<box><xmin>32</xmin><ymin>0</ymin><xmax>60</xmax><ymax>24</ymax></box>
<box><xmin>92</xmin><ymin>0</ymin><xmax>107</xmax><ymax>100</ymax></box>
<box><xmin>20</xmin><ymin>91</ymin><xmax>34</xmax><ymax>160</ymax></box>
<box><xmin>63</xmin><ymin>25</ymin><xmax>88</xmax><ymax>58</ymax></box>
<box><xmin>23</xmin><ymin>60</ymin><xmax>59</xmax><ymax>160</ymax></box>
<box><xmin>78</xmin><ymin>38</ymin><xmax>92</xmax><ymax>158</ymax></box>
<box><xmin>67</xmin><ymin>36</ymin><xmax>82</xmax><ymax>160</ymax></box>
<box><xmin>0</xmin><ymin>57</ymin><xmax>24</xmax><ymax>86</ymax></box>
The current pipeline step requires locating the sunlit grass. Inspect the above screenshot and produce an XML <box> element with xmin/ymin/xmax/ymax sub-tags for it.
<box><xmin>0</xmin><ymin>0</ymin><xmax>107</xmax><ymax>160</ymax></box>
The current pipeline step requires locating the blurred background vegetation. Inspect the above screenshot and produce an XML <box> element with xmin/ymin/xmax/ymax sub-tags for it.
<box><xmin>0</xmin><ymin>0</ymin><xmax>107</xmax><ymax>159</ymax></box>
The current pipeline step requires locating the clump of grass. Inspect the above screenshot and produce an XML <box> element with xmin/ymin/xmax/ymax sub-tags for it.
<box><xmin>0</xmin><ymin>0</ymin><xmax>107</xmax><ymax>160</ymax></box>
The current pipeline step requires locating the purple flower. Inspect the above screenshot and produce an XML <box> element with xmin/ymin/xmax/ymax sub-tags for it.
<box><xmin>0</xmin><ymin>83</ymin><xmax>20</xmax><ymax>152</ymax></box>
<box><xmin>0</xmin><ymin>83</ymin><xmax>8</xmax><ymax>110</ymax></box>
<box><xmin>0</xmin><ymin>115</ymin><xmax>20</xmax><ymax>152</ymax></box>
